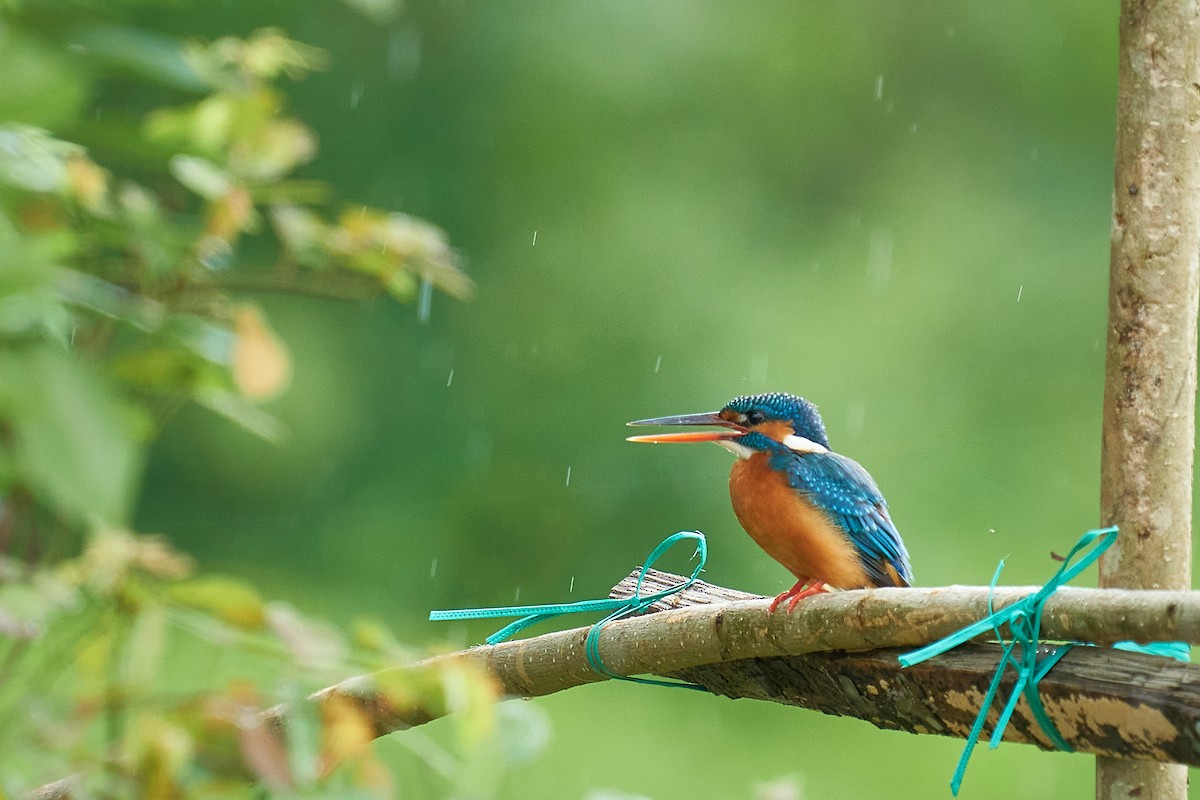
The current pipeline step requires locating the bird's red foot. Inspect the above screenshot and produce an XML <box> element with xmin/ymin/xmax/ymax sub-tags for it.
<box><xmin>769</xmin><ymin>580</ymin><xmax>829</xmax><ymax>613</ymax></box>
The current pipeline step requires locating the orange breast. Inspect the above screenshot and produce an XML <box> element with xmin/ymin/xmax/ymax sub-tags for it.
<box><xmin>728</xmin><ymin>453</ymin><xmax>871</xmax><ymax>589</ymax></box>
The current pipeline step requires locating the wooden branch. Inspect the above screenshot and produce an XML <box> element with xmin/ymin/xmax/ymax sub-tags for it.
<box><xmin>314</xmin><ymin>566</ymin><xmax>1200</xmax><ymax>753</ymax></box>
<box><xmin>617</xmin><ymin>572</ymin><xmax>1200</xmax><ymax>764</ymax></box>
<box><xmin>37</xmin><ymin>573</ymin><xmax>1200</xmax><ymax>800</ymax></box>
<box><xmin>672</xmin><ymin>645</ymin><xmax>1200</xmax><ymax>766</ymax></box>
<box><xmin>1101</xmin><ymin>0</ymin><xmax>1200</xmax><ymax>795</ymax></box>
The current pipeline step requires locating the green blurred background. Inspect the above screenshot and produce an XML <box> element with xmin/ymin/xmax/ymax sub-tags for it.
<box><xmin>68</xmin><ymin>0</ymin><xmax>1184</xmax><ymax>796</ymax></box>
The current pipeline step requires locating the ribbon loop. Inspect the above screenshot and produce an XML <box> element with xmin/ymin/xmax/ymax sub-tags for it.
<box><xmin>900</xmin><ymin>526</ymin><xmax>1189</xmax><ymax>796</ymax></box>
<box><xmin>430</xmin><ymin>531</ymin><xmax>709</xmax><ymax>688</ymax></box>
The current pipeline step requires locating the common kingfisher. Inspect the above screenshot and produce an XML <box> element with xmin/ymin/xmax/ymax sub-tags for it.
<box><xmin>627</xmin><ymin>392</ymin><xmax>912</xmax><ymax>612</ymax></box>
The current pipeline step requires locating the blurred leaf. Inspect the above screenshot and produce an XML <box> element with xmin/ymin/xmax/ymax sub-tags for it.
<box><xmin>320</xmin><ymin>694</ymin><xmax>375</xmax><ymax>774</ymax></box>
<box><xmin>351</xmin><ymin>617</ymin><xmax>413</xmax><ymax>662</ymax></box>
<box><xmin>0</xmin><ymin>126</ymin><xmax>80</xmax><ymax>193</ymax></box>
<box><xmin>235</xmin><ymin>118</ymin><xmax>317</xmax><ymax>182</ymax></box>
<box><xmin>146</xmin><ymin>96</ymin><xmax>234</xmax><ymax>153</ymax></box>
<box><xmin>159</xmin><ymin>314</ymin><xmax>236</xmax><ymax>364</ymax></box>
<box><xmin>0</xmin><ymin>236</ymin><xmax>70</xmax><ymax>342</ymax></box>
<box><xmin>265</xmin><ymin>601</ymin><xmax>347</xmax><ymax>673</ymax></box>
<box><xmin>205</xmin><ymin>183</ymin><xmax>258</xmax><ymax>241</ymax></box>
<box><xmin>124</xmin><ymin>715</ymin><xmax>194</xmax><ymax>800</ymax></box>
<box><xmin>236</xmin><ymin>713</ymin><xmax>293</xmax><ymax>790</ymax></box>
<box><xmin>0</xmin><ymin>30</ymin><xmax>88</xmax><ymax>127</ymax></box>
<box><xmin>440</xmin><ymin>660</ymin><xmax>498</xmax><ymax>748</ymax></box>
<box><xmin>66</xmin><ymin>22</ymin><xmax>209</xmax><ymax>93</ymax></box>
<box><xmin>249</xmin><ymin>179</ymin><xmax>329</xmax><ymax>205</ymax></box>
<box><xmin>193</xmin><ymin>389</ymin><xmax>284</xmax><ymax>441</ymax></box>
<box><xmin>169</xmin><ymin>575</ymin><xmax>266</xmax><ymax>630</ymax></box>
<box><xmin>0</xmin><ymin>567</ymin><xmax>79</xmax><ymax>637</ymax></box>
<box><xmin>55</xmin><ymin>269</ymin><xmax>166</xmax><ymax>331</ymax></box>
<box><xmin>332</xmin><ymin>208</ymin><xmax>474</xmax><ymax>299</ymax></box>
<box><xmin>199</xmin><ymin>28</ymin><xmax>328</xmax><ymax>84</ymax></box>
<box><xmin>169</xmin><ymin>154</ymin><xmax>231</xmax><ymax>200</ymax></box>
<box><xmin>119</xmin><ymin>602</ymin><xmax>167</xmax><ymax>687</ymax></box>
<box><xmin>270</xmin><ymin>204</ymin><xmax>330</xmax><ymax>267</ymax></box>
<box><xmin>283</xmin><ymin>691</ymin><xmax>322</xmax><ymax>789</ymax></box>
<box><xmin>78</xmin><ymin>528</ymin><xmax>194</xmax><ymax>595</ymax></box>
<box><xmin>110</xmin><ymin>347</ymin><xmax>210</xmax><ymax>394</ymax></box>
<box><xmin>0</xmin><ymin>345</ymin><xmax>142</xmax><ymax>524</ymax></box>
<box><xmin>232</xmin><ymin>304</ymin><xmax>291</xmax><ymax>400</ymax></box>
<box><xmin>64</xmin><ymin>154</ymin><xmax>111</xmax><ymax>214</ymax></box>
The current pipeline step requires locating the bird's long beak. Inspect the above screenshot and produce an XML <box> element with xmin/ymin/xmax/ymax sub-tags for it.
<box><xmin>625</xmin><ymin>411</ymin><xmax>746</xmax><ymax>443</ymax></box>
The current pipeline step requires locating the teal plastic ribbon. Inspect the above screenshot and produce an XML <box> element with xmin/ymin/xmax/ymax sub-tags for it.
<box><xmin>899</xmin><ymin>526</ymin><xmax>1190</xmax><ymax>795</ymax></box>
<box><xmin>430</xmin><ymin>531</ymin><xmax>709</xmax><ymax>688</ymax></box>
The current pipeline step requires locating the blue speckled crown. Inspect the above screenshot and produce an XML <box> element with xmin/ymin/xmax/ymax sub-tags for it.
<box><xmin>723</xmin><ymin>392</ymin><xmax>830</xmax><ymax>448</ymax></box>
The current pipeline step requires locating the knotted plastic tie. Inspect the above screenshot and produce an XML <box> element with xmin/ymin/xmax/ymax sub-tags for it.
<box><xmin>899</xmin><ymin>526</ymin><xmax>1189</xmax><ymax>796</ymax></box>
<box><xmin>429</xmin><ymin>531</ymin><xmax>709</xmax><ymax>689</ymax></box>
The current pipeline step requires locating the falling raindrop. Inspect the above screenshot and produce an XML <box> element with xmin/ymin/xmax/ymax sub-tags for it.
<box><xmin>1016</xmin><ymin>284</ymin><xmax>1024</xmax><ymax>303</ymax></box>
<box><xmin>514</xmin><ymin>586</ymin><xmax>521</xmax><ymax>602</ymax></box>
<box><xmin>565</xmin><ymin>466</ymin><xmax>572</xmax><ymax>487</ymax></box>
<box><xmin>417</xmin><ymin>276</ymin><xmax>433</xmax><ymax>323</ymax></box>
<box><xmin>532</xmin><ymin>230</ymin><xmax>538</xmax><ymax>246</ymax></box>
<box><xmin>350</xmin><ymin>84</ymin><xmax>364</xmax><ymax>109</ymax></box>
<box><xmin>867</xmin><ymin>228</ymin><xmax>894</xmax><ymax>292</ymax></box>
<box><xmin>430</xmin><ymin>558</ymin><xmax>438</xmax><ymax>578</ymax></box>
<box><xmin>569</xmin><ymin>576</ymin><xmax>575</xmax><ymax>593</ymax></box>
<box><xmin>654</xmin><ymin>355</ymin><xmax>662</xmax><ymax>373</ymax></box>
<box><xmin>875</xmin><ymin>75</ymin><xmax>883</xmax><ymax>101</ymax></box>
<box><xmin>750</xmin><ymin>354</ymin><xmax>769</xmax><ymax>384</ymax></box>
<box><xmin>446</xmin><ymin>369</ymin><xmax>455</xmax><ymax>387</ymax></box>
<box><xmin>846</xmin><ymin>399</ymin><xmax>867</xmax><ymax>436</ymax></box>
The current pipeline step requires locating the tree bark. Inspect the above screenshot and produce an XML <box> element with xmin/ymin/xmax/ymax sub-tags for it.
<box><xmin>1100</xmin><ymin>0</ymin><xmax>1200</xmax><ymax>797</ymax></box>
<box><xmin>311</xmin><ymin>573</ymin><xmax>1200</xmax><ymax>739</ymax></box>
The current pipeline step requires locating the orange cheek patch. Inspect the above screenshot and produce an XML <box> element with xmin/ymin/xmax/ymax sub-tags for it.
<box><xmin>754</xmin><ymin>420</ymin><xmax>794</xmax><ymax>442</ymax></box>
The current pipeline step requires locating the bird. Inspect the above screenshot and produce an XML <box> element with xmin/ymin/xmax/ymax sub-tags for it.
<box><xmin>627</xmin><ymin>392</ymin><xmax>912</xmax><ymax>612</ymax></box>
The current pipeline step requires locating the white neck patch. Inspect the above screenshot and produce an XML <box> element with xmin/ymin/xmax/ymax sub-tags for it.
<box><xmin>782</xmin><ymin>434</ymin><xmax>829</xmax><ymax>455</ymax></box>
<box><xmin>715</xmin><ymin>439</ymin><xmax>755</xmax><ymax>459</ymax></box>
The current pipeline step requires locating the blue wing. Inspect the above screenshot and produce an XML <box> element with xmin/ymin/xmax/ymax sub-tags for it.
<box><xmin>771</xmin><ymin>450</ymin><xmax>913</xmax><ymax>587</ymax></box>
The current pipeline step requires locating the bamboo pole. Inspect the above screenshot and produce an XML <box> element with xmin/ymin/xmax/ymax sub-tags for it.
<box><xmin>1099</xmin><ymin>0</ymin><xmax>1200</xmax><ymax>797</ymax></box>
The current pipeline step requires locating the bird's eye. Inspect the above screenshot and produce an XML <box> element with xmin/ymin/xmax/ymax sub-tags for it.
<box><xmin>745</xmin><ymin>410</ymin><xmax>766</xmax><ymax>425</ymax></box>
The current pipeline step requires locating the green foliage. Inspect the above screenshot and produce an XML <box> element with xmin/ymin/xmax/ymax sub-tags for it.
<box><xmin>0</xmin><ymin>2</ymin><xmax>501</xmax><ymax>796</ymax></box>
<box><xmin>0</xmin><ymin>528</ymin><xmax>506</xmax><ymax>797</ymax></box>
<box><xmin>0</xmin><ymin>9</ymin><xmax>473</xmax><ymax>531</ymax></box>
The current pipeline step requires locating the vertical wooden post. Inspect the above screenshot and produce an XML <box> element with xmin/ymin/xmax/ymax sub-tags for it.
<box><xmin>1099</xmin><ymin>1</ymin><xmax>1199</xmax><ymax>799</ymax></box>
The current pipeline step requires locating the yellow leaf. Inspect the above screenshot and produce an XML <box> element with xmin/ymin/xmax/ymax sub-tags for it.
<box><xmin>320</xmin><ymin>694</ymin><xmax>375</xmax><ymax>773</ymax></box>
<box><xmin>168</xmin><ymin>575</ymin><xmax>267</xmax><ymax>629</ymax></box>
<box><xmin>65</xmin><ymin>155</ymin><xmax>111</xmax><ymax>214</ymax></box>
<box><xmin>206</xmin><ymin>183</ymin><xmax>257</xmax><ymax>241</ymax></box>
<box><xmin>232</xmin><ymin>304</ymin><xmax>291</xmax><ymax>400</ymax></box>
